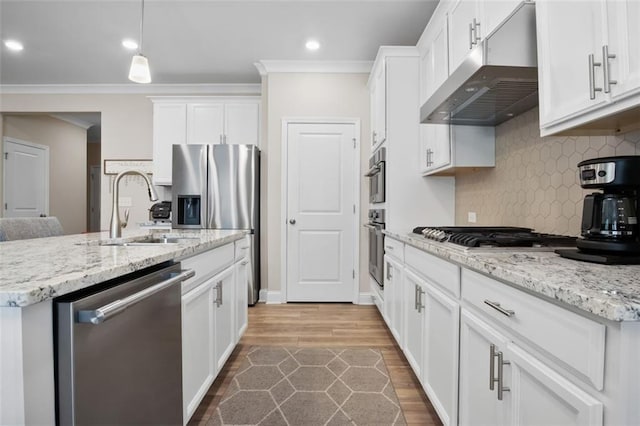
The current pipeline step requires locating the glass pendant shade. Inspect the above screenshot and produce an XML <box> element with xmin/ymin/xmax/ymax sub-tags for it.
<box><xmin>128</xmin><ymin>54</ymin><xmax>151</xmax><ymax>83</ymax></box>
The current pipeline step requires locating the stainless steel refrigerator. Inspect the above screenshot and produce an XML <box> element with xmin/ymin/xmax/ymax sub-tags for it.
<box><xmin>172</xmin><ymin>144</ymin><xmax>260</xmax><ymax>304</ymax></box>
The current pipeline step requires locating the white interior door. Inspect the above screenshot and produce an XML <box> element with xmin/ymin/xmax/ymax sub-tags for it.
<box><xmin>2</xmin><ymin>137</ymin><xmax>49</xmax><ymax>218</ymax></box>
<box><xmin>286</xmin><ymin>122</ymin><xmax>357</xmax><ymax>302</ymax></box>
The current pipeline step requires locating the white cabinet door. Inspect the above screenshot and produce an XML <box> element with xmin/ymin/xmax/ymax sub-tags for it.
<box><xmin>448</xmin><ymin>0</ymin><xmax>478</xmax><ymax>73</ymax></box>
<box><xmin>224</xmin><ymin>103</ymin><xmax>260</xmax><ymax>146</ymax></box>
<box><xmin>152</xmin><ymin>103</ymin><xmax>186</xmax><ymax>185</ymax></box>
<box><xmin>383</xmin><ymin>255</ymin><xmax>403</xmax><ymax>343</ymax></box>
<box><xmin>480</xmin><ymin>0</ymin><xmax>522</xmax><ymax>40</ymax></box>
<box><xmin>506</xmin><ymin>343</ymin><xmax>604</xmax><ymax>426</ymax></box>
<box><xmin>235</xmin><ymin>257</ymin><xmax>249</xmax><ymax>342</ymax></box>
<box><xmin>182</xmin><ymin>278</ymin><xmax>216</xmax><ymax>423</ymax></box>
<box><xmin>422</xmin><ymin>283</ymin><xmax>459</xmax><ymax>426</ymax></box>
<box><xmin>459</xmin><ymin>309</ymin><xmax>509</xmax><ymax>426</ymax></box>
<box><xmin>606</xmin><ymin>0</ymin><xmax>640</xmax><ymax>101</ymax></box>
<box><xmin>187</xmin><ymin>103</ymin><xmax>224</xmax><ymax>145</ymax></box>
<box><xmin>420</xmin><ymin>124</ymin><xmax>451</xmax><ymax>173</ymax></box>
<box><xmin>403</xmin><ymin>269</ymin><xmax>425</xmax><ymax>379</ymax></box>
<box><xmin>213</xmin><ymin>265</ymin><xmax>235</xmax><ymax>372</ymax></box>
<box><xmin>536</xmin><ymin>0</ymin><xmax>607</xmax><ymax>127</ymax></box>
<box><xmin>371</xmin><ymin>61</ymin><xmax>387</xmax><ymax>148</ymax></box>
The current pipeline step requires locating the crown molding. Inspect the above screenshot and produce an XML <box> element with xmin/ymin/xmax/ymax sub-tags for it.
<box><xmin>254</xmin><ymin>60</ymin><xmax>373</xmax><ymax>75</ymax></box>
<box><xmin>0</xmin><ymin>83</ymin><xmax>262</xmax><ymax>95</ymax></box>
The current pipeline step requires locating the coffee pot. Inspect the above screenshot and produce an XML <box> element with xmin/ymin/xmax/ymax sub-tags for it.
<box><xmin>557</xmin><ymin>156</ymin><xmax>640</xmax><ymax>263</ymax></box>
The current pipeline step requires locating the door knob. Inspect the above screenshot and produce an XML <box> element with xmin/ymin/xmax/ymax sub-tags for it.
<box><xmin>289</xmin><ymin>219</ymin><xmax>296</xmax><ymax>225</ymax></box>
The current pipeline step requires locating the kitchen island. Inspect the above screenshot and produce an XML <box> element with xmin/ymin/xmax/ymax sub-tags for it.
<box><xmin>0</xmin><ymin>229</ymin><xmax>246</xmax><ymax>425</ymax></box>
<box><xmin>381</xmin><ymin>230</ymin><xmax>640</xmax><ymax>426</ymax></box>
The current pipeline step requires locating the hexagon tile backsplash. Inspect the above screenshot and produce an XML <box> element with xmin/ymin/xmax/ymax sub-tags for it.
<box><xmin>455</xmin><ymin>108</ymin><xmax>640</xmax><ymax>236</ymax></box>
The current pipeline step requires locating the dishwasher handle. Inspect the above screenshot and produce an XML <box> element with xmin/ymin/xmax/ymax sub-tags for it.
<box><xmin>77</xmin><ymin>269</ymin><xmax>195</xmax><ymax>325</ymax></box>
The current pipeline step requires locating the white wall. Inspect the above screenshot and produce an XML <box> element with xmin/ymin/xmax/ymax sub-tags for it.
<box><xmin>2</xmin><ymin>115</ymin><xmax>87</xmax><ymax>234</ymax></box>
<box><xmin>263</xmin><ymin>73</ymin><xmax>371</xmax><ymax>296</ymax></box>
<box><xmin>0</xmin><ymin>94</ymin><xmax>157</xmax><ymax>231</ymax></box>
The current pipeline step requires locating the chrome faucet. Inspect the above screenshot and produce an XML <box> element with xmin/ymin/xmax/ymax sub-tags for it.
<box><xmin>110</xmin><ymin>170</ymin><xmax>159</xmax><ymax>238</ymax></box>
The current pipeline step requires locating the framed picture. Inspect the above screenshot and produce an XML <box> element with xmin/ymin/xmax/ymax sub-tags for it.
<box><xmin>103</xmin><ymin>159</ymin><xmax>153</xmax><ymax>175</ymax></box>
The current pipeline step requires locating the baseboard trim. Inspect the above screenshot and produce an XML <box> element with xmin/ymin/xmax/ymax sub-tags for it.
<box><xmin>259</xmin><ymin>290</ymin><xmax>283</xmax><ymax>304</ymax></box>
<box><xmin>358</xmin><ymin>292</ymin><xmax>374</xmax><ymax>305</ymax></box>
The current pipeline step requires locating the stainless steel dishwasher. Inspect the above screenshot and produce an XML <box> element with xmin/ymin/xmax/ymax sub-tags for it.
<box><xmin>55</xmin><ymin>262</ymin><xmax>194</xmax><ymax>425</ymax></box>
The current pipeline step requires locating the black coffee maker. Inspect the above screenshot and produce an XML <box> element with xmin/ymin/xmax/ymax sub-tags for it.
<box><xmin>557</xmin><ymin>156</ymin><xmax>640</xmax><ymax>264</ymax></box>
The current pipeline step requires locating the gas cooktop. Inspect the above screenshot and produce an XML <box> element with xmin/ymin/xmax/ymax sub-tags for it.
<box><xmin>413</xmin><ymin>226</ymin><xmax>578</xmax><ymax>249</ymax></box>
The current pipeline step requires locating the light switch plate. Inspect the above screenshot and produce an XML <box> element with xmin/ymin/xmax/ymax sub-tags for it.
<box><xmin>468</xmin><ymin>212</ymin><xmax>477</xmax><ymax>223</ymax></box>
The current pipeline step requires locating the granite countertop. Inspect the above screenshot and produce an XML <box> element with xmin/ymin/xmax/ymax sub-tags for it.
<box><xmin>384</xmin><ymin>230</ymin><xmax>640</xmax><ymax>322</ymax></box>
<box><xmin>0</xmin><ymin>229</ymin><xmax>246</xmax><ymax>308</ymax></box>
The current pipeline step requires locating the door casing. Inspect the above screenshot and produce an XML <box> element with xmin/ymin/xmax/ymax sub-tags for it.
<box><xmin>280</xmin><ymin>118</ymin><xmax>361</xmax><ymax>303</ymax></box>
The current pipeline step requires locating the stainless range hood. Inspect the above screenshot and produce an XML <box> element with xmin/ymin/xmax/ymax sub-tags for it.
<box><xmin>421</xmin><ymin>2</ymin><xmax>538</xmax><ymax>126</ymax></box>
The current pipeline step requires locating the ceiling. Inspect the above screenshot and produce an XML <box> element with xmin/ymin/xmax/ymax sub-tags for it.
<box><xmin>0</xmin><ymin>0</ymin><xmax>438</xmax><ymax>85</ymax></box>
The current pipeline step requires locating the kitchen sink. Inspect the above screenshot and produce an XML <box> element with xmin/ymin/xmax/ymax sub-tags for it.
<box><xmin>99</xmin><ymin>236</ymin><xmax>201</xmax><ymax>247</ymax></box>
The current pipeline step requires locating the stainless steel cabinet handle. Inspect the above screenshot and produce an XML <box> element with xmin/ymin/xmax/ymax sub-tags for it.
<box><xmin>489</xmin><ymin>344</ymin><xmax>510</xmax><ymax>400</ymax></box>
<box><xmin>489</xmin><ymin>344</ymin><xmax>497</xmax><ymax>391</ymax></box>
<box><xmin>414</xmin><ymin>284</ymin><xmax>419</xmax><ymax>311</ymax></box>
<box><xmin>484</xmin><ymin>300</ymin><xmax>515</xmax><ymax>317</ymax></box>
<box><xmin>426</xmin><ymin>149</ymin><xmax>434</xmax><ymax>167</ymax></box>
<box><xmin>417</xmin><ymin>288</ymin><xmax>425</xmax><ymax>313</ymax></box>
<box><xmin>469</xmin><ymin>22</ymin><xmax>474</xmax><ymax>49</ymax></box>
<box><xmin>473</xmin><ymin>18</ymin><xmax>481</xmax><ymax>44</ymax></box>
<box><xmin>602</xmin><ymin>45</ymin><xmax>617</xmax><ymax>93</ymax></box>
<box><xmin>497</xmin><ymin>350</ymin><xmax>510</xmax><ymax>400</ymax></box>
<box><xmin>364</xmin><ymin>166</ymin><xmax>381</xmax><ymax>177</ymax></box>
<box><xmin>589</xmin><ymin>53</ymin><xmax>603</xmax><ymax>100</ymax></box>
<box><xmin>77</xmin><ymin>269</ymin><xmax>195</xmax><ymax>324</ymax></box>
<box><xmin>372</xmin><ymin>131</ymin><xmax>377</xmax><ymax>144</ymax></box>
<box><xmin>289</xmin><ymin>219</ymin><xmax>296</xmax><ymax>225</ymax></box>
<box><xmin>386</xmin><ymin>262</ymin><xmax>392</xmax><ymax>280</ymax></box>
<box><xmin>215</xmin><ymin>281</ymin><xmax>223</xmax><ymax>307</ymax></box>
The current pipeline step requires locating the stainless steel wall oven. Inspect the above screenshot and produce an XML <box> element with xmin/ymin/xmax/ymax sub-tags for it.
<box><xmin>366</xmin><ymin>147</ymin><xmax>386</xmax><ymax>204</ymax></box>
<box><xmin>366</xmin><ymin>209</ymin><xmax>385</xmax><ymax>288</ymax></box>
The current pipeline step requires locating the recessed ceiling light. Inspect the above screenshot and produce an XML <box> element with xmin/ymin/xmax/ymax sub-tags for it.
<box><xmin>305</xmin><ymin>40</ymin><xmax>320</xmax><ymax>51</ymax></box>
<box><xmin>122</xmin><ymin>39</ymin><xmax>138</xmax><ymax>50</ymax></box>
<box><xmin>4</xmin><ymin>40</ymin><xmax>24</xmax><ymax>51</ymax></box>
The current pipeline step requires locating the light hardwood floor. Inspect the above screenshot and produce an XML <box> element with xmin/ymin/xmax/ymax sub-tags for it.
<box><xmin>189</xmin><ymin>303</ymin><xmax>442</xmax><ymax>425</ymax></box>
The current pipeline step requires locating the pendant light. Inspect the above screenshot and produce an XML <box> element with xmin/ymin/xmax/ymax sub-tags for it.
<box><xmin>128</xmin><ymin>0</ymin><xmax>151</xmax><ymax>83</ymax></box>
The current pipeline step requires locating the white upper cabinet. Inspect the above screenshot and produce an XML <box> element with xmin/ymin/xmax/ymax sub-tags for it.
<box><xmin>151</xmin><ymin>97</ymin><xmax>260</xmax><ymax>185</ymax></box>
<box><xmin>370</xmin><ymin>59</ymin><xmax>387</xmax><ymax>150</ymax></box>
<box><xmin>536</xmin><ymin>0</ymin><xmax>640</xmax><ymax>135</ymax></box>
<box><xmin>187</xmin><ymin>104</ymin><xmax>224</xmax><ymax>145</ymax></box>
<box><xmin>448</xmin><ymin>0</ymin><xmax>522</xmax><ymax>74</ymax></box>
<box><xmin>417</xmin><ymin>4</ymin><xmax>494</xmax><ymax>176</ymax></box>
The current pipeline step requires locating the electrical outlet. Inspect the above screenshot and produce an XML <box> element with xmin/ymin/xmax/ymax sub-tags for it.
<box><xmin>119</xmin><ymin>197</ymin><xmax>132</xmax><ymax>207</ymax></box>
<box><xmin>468</xmin><ymin>212</ymin><xmax>477</xmax><ymax>223</ymax></box>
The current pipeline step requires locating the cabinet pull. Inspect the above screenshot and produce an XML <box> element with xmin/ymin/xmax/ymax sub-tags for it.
<box><xmin>602</xmin><ymin>45</ymin><xmax>617</xmax><ymax>93</ymax></box>
<box><xmin>417</xmin><ymin>288</ymin><xmax>425</xmax><ymax>313</ymax></box>
<box><xmin>473</xmin><ymin>18</ymin><xmax>481</xmax><ymax>44</ymax></box>
<box><xmin>484</xmin><ymin>300</ymin><xmax>515</xmax><ymax>317</ymax></box>
<box><xmin>386</xmin><ymin>262</ymin><xmax>392</xmax><ymax>280</ymax></box>
<box><xmin>372</xmin><ymin>131</ymin><xmax>377</xmax><ymax>145</ymax></box>
<box><xmin>215</xmin><ymin>281</ymin><xmax>223</xmax><ymax>307</ymax></box>
<box><xmin>426</xmin><ymin>149</ymin><xmax>434</xmax><ymax>167</ymax></box>
<box><xmin>489</xmin><ymin>344</ymin><xmax>510</xmax><ymax>400</ymax></box>
<box><xmin>469</xmin><ymin>22</ymin><xmax>474</xmax><ymax>49</ymax></box>
<box><xmin>414</xmin><ymin>284</ymin><xmax>419</xmax><ymax>311</ymax></box>
<box><xmin>589</xmin><ymin>53</ymin><xmax>603</xmax><ymax>100</ymax></box>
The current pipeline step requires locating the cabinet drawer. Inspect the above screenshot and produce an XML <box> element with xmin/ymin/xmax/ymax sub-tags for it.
<box><xmin>182</xmin><ymin>243</ymin><xmax>234</xmax><ymax>294</ymax></box>
<box><xmin>384</xmin><ymin>237</ymin><xmax>404</xmax><ymax>262</ymax></box>
<box><xmin>234</xmin><ymin>236</ymin><xmax>251</xmax><ymax>261</ymax></box>
<box><xmin>405</xmin><ymin>245</ymin><xmax>460</xmax><ymax>298</ymax></box>
<box><xmin>461</xmin><ymin>268</ymin><xmax>605</xmax><ymax>390</ymax></box>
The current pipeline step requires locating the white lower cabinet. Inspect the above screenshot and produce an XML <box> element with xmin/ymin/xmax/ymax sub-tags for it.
<box><xmin>213</xmin><ymin>266</ymin><xmax>235</xmax><ymax>372</ymax></box>
<box><xmin>235</xmin><ymin>257</ymin><xmax>249</xmax><ymax>341</ymax></box>
<box><xmin>403</xmin><ymin>268</ymin><xmax>425</xmax><ymax>378</ymax></box>
<box><xmin>182</xmin><ymin>276</ymin><xmax>216</xmax><ymax>423</ymax></box>
<box><xmin>422</xmin><ymin>282</ymin><xmax>459</xmax><ymax>426</ymax></box>
<box><xmin>459</xmin><ymin>309</ymin><xmax>603</xmax><ymax>426</ymax></box>
<box><xmin>180</xmin><ymin>242</ymin><xmax>246</xmax><ymax>425</ymax></box>
<box><xmin>383</xmin><ymin>254</ymin><xmax>403</xmax><ymax>342</ymax></box>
